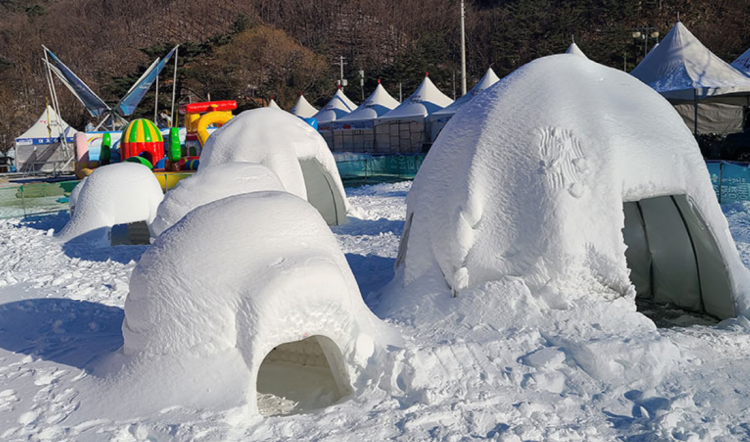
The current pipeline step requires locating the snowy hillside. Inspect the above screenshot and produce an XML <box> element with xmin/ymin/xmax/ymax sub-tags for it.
<box><xmin>0</xmin><ymin>182</ymin><xmax>749</xmax><ymax>440</ymax></box>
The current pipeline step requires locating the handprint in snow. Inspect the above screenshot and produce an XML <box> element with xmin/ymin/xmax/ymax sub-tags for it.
<box><xmin>538</xmin><ymin>127</ymin><xmax>589</xmax><ymax>198</ymax></box>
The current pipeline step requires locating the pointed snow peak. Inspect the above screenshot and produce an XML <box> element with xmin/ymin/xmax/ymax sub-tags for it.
<box><xmin>290</xmin><ymin>94</ymin><xmax>318</xmax><ymax>118</ymax></box>
<box><xmin>631</xmin><ymin>21</ymin><xmax>750</xmax><ymax>99</ymax></box>
<box><xmin>566</xmin><ymin>42</ymin><xmax>588</xmax><ymax>59</ymax></box>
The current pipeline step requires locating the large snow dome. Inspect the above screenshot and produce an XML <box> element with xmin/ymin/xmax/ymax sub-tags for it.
<box><xmin>58</xmin><ymin>162</ymin><xmax>163</xmax><ymax>244</ymax></box>
<box><xmin>395</xmin><ymin>54</ymin><xmax>750</xmax><ymax>320</ymax></box>
<box><xmin>200</xmin><ymin>107</ymin><xmax>349</xmax><ymax>225</ymax></box>
<box><xmin>123</xmin><ymin>192</ymin><xmax>393</xmax><ymax>415</ymax></box>
<box><xmin>150</xmin><ymin>162</ymin><xmax>285</xmax><ymax>237</ymax></box>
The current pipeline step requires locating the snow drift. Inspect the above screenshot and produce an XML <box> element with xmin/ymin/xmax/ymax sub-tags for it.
<box><xmin>122</xmin><ymin>191</ymin><xmax>394</xmax><ymax>414</ymax></box>
<box><xmin>150</xmin><ymin>162</ymin><xmax>285</xmax><ymax>236</ymax></box>
<box><xmin>394</xmin><ymin>54</ymin><xmax>750</xmax><ymax>320</ymax></box>
<box><xmin>199</xmin><ymin>108</ymin><xmax>349</xmax><ymax>225</ymax></box>
<box><xmin>57</xmin><ymin>162</ymin><xmax>163</xmax><ymax>244</ymax></box>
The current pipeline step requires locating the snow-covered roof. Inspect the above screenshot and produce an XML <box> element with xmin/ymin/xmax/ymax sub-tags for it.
<box><xmin>123</xmin><ymin>191</ymin><xmax>395</xmax><ymax>414</ymax></box>
<box><xmin>15</xmin><ymin>105</ymin><xmax>75</xmax><ymax>143</ymax></box>
<box><xmin>151</xmin><ymin>162</ymin><xmax>285</xmax><ymax>236</ymax></box>
<box><xmin>199</xmin><ymin>108</ymin><xmax>349</xmax><ymax>225</ymax></box>
<box><xmin>630</xmin><ymin>21</ymin><xmax>750</xmax><ymax>100</ymax></box>
<box><xmin>431</xmin><ymin>68</ymin><xmax>500</xmax><ymax>117</ymax></box>
<box><xmin>336</xmin><ymin>83</ymin><xmax>400</xmax><ymax>124</ymax></box>
<box><xmin>312</xmin><ymin>89</ymin><xmax>356</xmax><ymax>125</ymax></box>
<box><xmin>396</xmin><ymin>54</ymin><xmax>750</xmax><ymax>319</ymax></box>
<box><xmin>290</xmin><ymin>94</ymin><xmax>318</xmax><ymax>118</ymax></box>
<box><xmin>731</xmin><ymin>47</ymin><xmax>750</xmax><ymax>76</ymax></box>
<box><xmin>566</xmin><ymin>43</ymin><xmax>588</xmax><ymax>58</ymax></box>
<box><xmin>378</xmin><ymin>75</ymin><xmax>453</xmax><ymax>121</ymax></box>
<box><xmin>58</xmin><ymin>162</ymin><xmax>164</xmax><ymax>244</ymax></box>
<box><xmin>267</xmin><ymin>98</ymin><xmax>281</xmax><ymax>110</ymax></box>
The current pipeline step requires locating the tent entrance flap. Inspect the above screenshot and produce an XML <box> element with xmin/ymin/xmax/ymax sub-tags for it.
<box><xmin>622</xmin><ymin>195</ymin><xmax>735</xmax><ymax>319</ymax></box>
<box><xmin>256</xmin><ymin>335</ymin><xmax>350</xmax><ymax>416</ymax></box>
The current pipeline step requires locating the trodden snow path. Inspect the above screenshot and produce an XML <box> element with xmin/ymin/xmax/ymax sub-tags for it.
<box><xmin>0</xmin><ymin>183</ymin><xmax>748</xmax><ymax>440</ymax></box>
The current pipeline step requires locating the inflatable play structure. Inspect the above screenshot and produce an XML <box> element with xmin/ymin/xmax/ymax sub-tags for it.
<box><xmin>73</xmin><ymin>101</ymin><xmax>237</xmax><ymax>190</ymax></box>
<box><xmin>395</xmin><ymin>54</ymin><xmax>750</xmax><ymax>320</ymax></box>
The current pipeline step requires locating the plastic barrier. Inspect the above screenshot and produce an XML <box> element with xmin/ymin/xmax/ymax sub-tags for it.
<box><xmin>0</xmin><ymin>180</ymin><xmax>79</xmax><ymax>220</ymax></box>
<box><xmin>334</xmin><ymin>153</ymin><xmax>426</xmax><ymax>187</ymax></box>
<box><xmin>707</xmin><ymin>160</ymin><xmax>750</xmax><ymax>204</ymax></box>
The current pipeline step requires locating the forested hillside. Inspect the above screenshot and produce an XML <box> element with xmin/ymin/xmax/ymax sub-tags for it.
<box><xmin>1</xmin><ymin>0</ymin><xmax>748</xmax><ymax>153</ymax></box>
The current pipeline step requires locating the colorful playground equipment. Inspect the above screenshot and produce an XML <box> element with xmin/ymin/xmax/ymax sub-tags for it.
<box><xmin>180</xmin><ymin>100</ymin><xmax>237</xmax><ymax>153</ymax></box>
<box><xmin>72</xmin><ymin>100</ymin><xmax>238</xmax><ymax>190</ymax></box>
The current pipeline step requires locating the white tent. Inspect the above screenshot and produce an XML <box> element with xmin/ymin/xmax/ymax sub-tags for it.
<box><xmin>123</xmin><ymin>191</ymin><xmax>395</xmax><ymax>416</ymax></box>
<box><xmin>630</xmin><ymin>21</ymin><xmax>750</xmax><ymax>134</ymax></box>
<box><xmin>267</xmin><ymin>98</ymin><xmax>281</xmax><ymax>110</ymax></box>
<box><xmin>327</xmin><ymin>83</ymin><xmax>400</xmax><ymax>152</ymax></box>
<box><xmin>427</xmin><ymin>68</ymin><xmax>500</xmax><ymax>142</ymax></box>
<box><xmin>14</xmin><ymin>105</ymin><xmax>76</xmax><ymax>173</ymax></box>
<box><xmin>566</xmin><ymin>43</ymin><xmax>588</xmax><ymax>58</ymax></box>
<box><xmin>374</xmin><ymin>75</ymin><xmax>453</xmax><ymax>153</ymax></box>
<box><xmin>312</xmin><ymin>89</ymin><xmax>356</xmax><ymax>127</ymax></box>
<box><xmin>290</xmin><ymin>93</ymin><xmax>318</xmax><ymax>118</ymax></box>
<box><xmin>200</xmin><ymin>108</ymin><xmax>350</xmax><ymax>225</ymax></box>
<box><xmin>394</xmin><ymin>54</ymin><xmax>750</xmax><ymax>320</ymax></box>
<box><xmin>731</xmin><ymin>47</ymin><xmax>750</xmax><ymax>76</ymax></box>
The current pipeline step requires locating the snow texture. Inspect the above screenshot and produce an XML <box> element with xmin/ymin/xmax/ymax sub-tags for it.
<box><xmin>396</xmin><ymin>54</ymin><xmax>750</xmax><ymax>317</ymax></box>
<box><xmin>123</xmin><ymin>191</ymin><xmax>396</xmax><ymax>414</ymax></box>
<box><xmin>150</xmin><ymin>162</ymin><xmax>284</xmax><ymax>237</ymax></box>
<box><xmin>199</xmin><ymin>107</ymin><xmax>350</xmax><ymax>224</ymax></box>
<box><xmin>57</xmin><ymin>162</ymin><xmax>163</xmax><ymax>245</ymax></box>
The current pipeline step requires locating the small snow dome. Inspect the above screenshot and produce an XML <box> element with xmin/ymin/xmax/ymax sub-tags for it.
<box><xmin>150</xmin><ymin>162</ymin><xmax>285</xmax><ymax>237</ymax></box>
<box><xmin>395</xmin><ymin>54</ymin><xmax>750</xmax><ymax>320</ymax></box>
<box><xmin>200</xmin><ymin>107</ymin><xmax>349</xmax><ymax>225</ymax></box>
<box><xmin>123</xmin><ymin>192</ymin><xmax>393</xmax><ymax>415</ymax></box>
<box><xmin>58</xmin><ymin>162</ymin><xmax>163</xmax><ymax>245</ymax></box>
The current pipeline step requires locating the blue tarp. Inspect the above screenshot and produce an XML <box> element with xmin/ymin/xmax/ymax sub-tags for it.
<box><xmin>115</xmin><ymin>47</ymin><xmax>177</xmax><ymax>116</ymax></box>
<box><xmin>45</xmin><ymin>48</ymin><xmax>110</xmax><ymax>118</ymax></box>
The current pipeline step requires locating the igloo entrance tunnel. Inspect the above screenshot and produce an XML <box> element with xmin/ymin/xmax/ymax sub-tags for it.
<box><xmin>394</xmin><ymin>54</ymin><xmax>750</xmax><ymax>320</ymax></box>
<box><xmin>122</xmin><ymin>192</ymin><xmax>393</xmax><ymax>415</ymax></box>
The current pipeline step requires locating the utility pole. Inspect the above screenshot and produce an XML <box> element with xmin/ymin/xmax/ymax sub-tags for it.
<box><xmin>336</xmin><ymin>56</ymin><xmax>347</xmax><ymax>92</ymax></box>
<box><xmin>460</xmin><ymin>0</ymin><xmax>467</xmax><ymax>96</ymax></box>
<box><xmin>359</xmin><ymin>69</ymin><xmax>365</xmax><ymax>101</ymax></box>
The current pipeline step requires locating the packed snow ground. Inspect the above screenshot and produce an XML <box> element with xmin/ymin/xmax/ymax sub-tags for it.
<box><xmin>1</xmin><ymin>182</ymin><xmax>750</xmax><ymax>440</ymax></box>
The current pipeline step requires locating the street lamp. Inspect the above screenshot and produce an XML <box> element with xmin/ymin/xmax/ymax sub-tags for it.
<box><xmin>632</xmin><ymin>27</ymin><xmax>660</xmax><ymax>59</ymax></box>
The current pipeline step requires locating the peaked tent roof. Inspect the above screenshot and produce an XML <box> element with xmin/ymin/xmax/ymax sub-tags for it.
<box><xmin>267</xmin><ymin>98</ymin><xmax>281</xmax><ymax>110</ymax></box>
<box><xmin>731</xmin><ymin>47</ymin><xmax>750</xmax><ymax>76</ymax></box>
<box><xmin>290</xmin><ymin>94</ymin><xmax>318</xmax><ymax>118</ymax></box>
<box><xmin>336</xmin><ymin>83</ymin><xmax>400</xmax><ymax>123</ymax></box>
<box><xmin>338</xmin><ymin>89</ymin><xmax>358</xmax><ymax>110</ymax></box>
<box><xmin>16</xmin><ymin>105</ymin><xmax>75</xmax><ymax>141</ymax></box>
<box><xmin>378</xmin><ymin>76</ymin><xmax>453</xmax><ymax>121</ymax></box>
<box><xmin>630</xmin><ymin>21</ymin><xmax>750</xmax><ymax>100</ymax></box>
<box><xmin>431</xmin><ymin>68</ymin><xmax>500</xmax><ymax>117</ymax></box>
<box><xmin>312</xmin><ymin>89</ymin><xmax>356</xmax><ymax>124</ymax></box>
<box><xmin>566</xmin><ymin>43</ymin><xmax>588</xmax><ymax>58</ymax></box>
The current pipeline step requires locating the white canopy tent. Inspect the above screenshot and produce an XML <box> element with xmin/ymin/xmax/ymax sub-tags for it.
<box><xmin>630</xmin><ymin>21</ymin><xmax>750</xmax><ymax>135</ymax></box>
<box><xmin>427</xmin><ymin>68</ymin><xmax>500</xmax><ymax>142</ymax></box>
<box><xmin>374</xmin><ymin>75</ymin><xmax>453</xmax><ymax>153</ymax></box>
<box><xmin>327</xmin><ymin>82</ymin><xmax>400</xmax><ymax>152</ymax></box>
<box><xmin>290</xmin><ymin>94</ymin><xmax>318</xmax><ymax>119</ymax></box>
<box><xmin>14</xmin><ymin>105</ymin><xmax>76</xmax><ymax>173</ymax></box>
<box><xmin>267</xmin><ymin>98</ymin><xmax>281</xmax><ymax>110</ymax></box>
<box><xmin>312</xmin><ymin>89</ymin><xmax>356</xmax><ymax>127</ymax></box>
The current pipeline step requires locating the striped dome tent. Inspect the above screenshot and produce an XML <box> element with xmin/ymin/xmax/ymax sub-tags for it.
<box><xmin>121</xmin><ymin>119</ymin><xmax>165</xmax><ymax>168</ymax></box>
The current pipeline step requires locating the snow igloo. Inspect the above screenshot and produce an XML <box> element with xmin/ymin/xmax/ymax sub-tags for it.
<box><xmin>199</xmin><ymin>107</ymin><xmax>349</xmax><ymax>226</ymax></box>
<box><xmin>150</xmin><ymin>162</ymin><xmax>285</xmax><ymax>237</ymax></box>
<box><xmin>123</xmin><ymin>192</ymin><xmax>392</xmax><ymax>415</ymax></box>
<box><xmin>58</xmin><ymin>162</ymin><xmax>163</xmax><ymax>245</ymax></box>
<box><xmin>395</xmin><ymin>54</ymin><xmax>750</xmax><ymax>320</ymax></box>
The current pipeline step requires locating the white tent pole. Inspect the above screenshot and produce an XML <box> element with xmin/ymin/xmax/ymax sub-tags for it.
<box><xmin>154</xmin><ymin>72</ymin><xmax>159</xmax><ymax>123</ymax></box>
<box><xmin>460</xmin><ymin>0</ymin><xmax>467</xmax><ymax>96</ymax></box>
<box><xmin>43</xmin><ymin>47</ymin><xmax>70</xmax><ymax>174</ymax></box>
<box><xmin>171</xmin><ymin>45</ymin><xmax>179</xmax><ymax>128</ymax></box>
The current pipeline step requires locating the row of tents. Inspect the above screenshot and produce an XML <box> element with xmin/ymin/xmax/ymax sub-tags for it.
<box><xmin>274</xmin><ymin>20</ymin><xmax>750</xmax><ymax>153</ymax></box>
